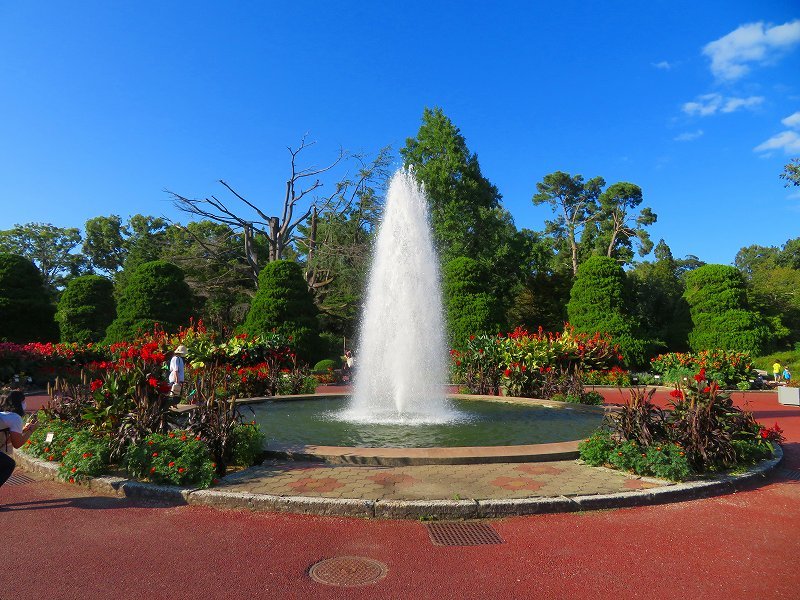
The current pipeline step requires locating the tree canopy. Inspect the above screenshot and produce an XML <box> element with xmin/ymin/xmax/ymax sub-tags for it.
<box><xmin>0</xmin><ymin>253</ymin><xmax>59</xmax><ymax>342</ymax></box>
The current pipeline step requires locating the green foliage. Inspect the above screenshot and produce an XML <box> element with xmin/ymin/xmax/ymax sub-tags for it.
<box><xmin>242</xmin><ymin>260</ymin><xmax>321</xmax><ymax>363</ymax></box>
<box><xmin>0</xmin><ymin>222</ymin><xmax>86</xmax><ymax>292</ymax></box>
<box><xmin>780</xmin><ymin>158</ymin><xmax>800</xmax><ymax>187</ymax></box>
<box><xmin>628</xmin><ymin>240</ymin><xmax>691</xmax><ymax>351</ymax></box>
<box><xmin>0</xmin><ymin>253</ymin><xmax>59</xmax><ymax>342</ymax></box>
<box><xmin>578</xmin><ymin>430</ymin><xmax>616</xmax><ymax>466</ymax></box>
<box><xmin>402</xmin><ymin>107</ymin><xmax>525</xmax><ymax>319</ymax></box>
<box><xmin>567</xmin><ymin>256</ymin><xmax>650</xmax><ymax>367</ymax></box>
<box><xmin>277</xmin><ymin>372</ymin><xmax>318</xmax><ymax>395</ymax></box>
<box><xmin>58</xmin><ymin>430</ymin><xmax>112</xmax><ymax>482</ymax></box>
<box><xmin>123</xmin><ymin>431</ymin><xmax>215</xmax><ymax>488</ymax></box>
<box><xmin>443</xmin><ymin>257</ymin><xmax>504</xmax><ymax>349</ymax></box>
<box><xmin>25</xmin><ymin>413</ymin><xmax>78</xmax><ymax>460</ymax></box>
<box><xmin>230</xmin><ymin>422</ymin><xmax>265</xmax><ymax>467</ymax></box>
<box><xmin>313</xmin><ymin>359</ymin><xmax>338</xmax><ymax>373</ymax></box>
<box><xmin>551</xmin><ymin>391</ymin><xmax>604</xmax><ymax>405</ymax></box>
<box><xmin>684</xmin><ymin>264</ymin><xmax>771</xmax><ymax>355</ymax></box>
<box><xmin>55</xmin><ymin>275</ymin><xmax>116</xmax><ymax>343</ymax></box>
<box><xmin>650</xmin><ymin>350</ymin><xmax>753</xmax><ymax>389</ymax></box>
<box><xmin>105</xmin><ymin>260</ymin><xmax>193</xmax><ymax>343</ymax></box>
<box><xmin>752</xmin><ymin>350</ymin><xmax>800</xmax><ymax>380</ymax></box>
<box><xmin>452</xmin><ymin>325</ymin><xmax>623</xmax><ymax>398</ymax></box>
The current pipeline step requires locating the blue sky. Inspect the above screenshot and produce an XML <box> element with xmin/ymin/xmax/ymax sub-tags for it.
<box><xmin>1</xmin><ymin>1</ymin><xmax>798</xmax><ymax>265</ymax></box>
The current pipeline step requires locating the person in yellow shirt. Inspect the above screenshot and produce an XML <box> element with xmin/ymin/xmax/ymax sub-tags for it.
<box><xmin>773</xmin><ymin>361</ymin><xmax>782</xmax><ymax>383</ymax></box>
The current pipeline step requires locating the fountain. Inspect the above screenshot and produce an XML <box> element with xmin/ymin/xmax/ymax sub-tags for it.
<box><xmin>244</xmin><ymin>168</ymin><xmax>604</xmax><ymax>464</ymax></box>
<box><xmin>344</xmin><ymin>169</ymin><xmax>456</xmax><ymax>424</ymax></box>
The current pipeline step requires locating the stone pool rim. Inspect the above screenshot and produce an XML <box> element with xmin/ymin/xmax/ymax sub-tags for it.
<box><xmin>236</xmin><ymin>393</ymin><xmax>611</xmax><ymax>466</ymax></box>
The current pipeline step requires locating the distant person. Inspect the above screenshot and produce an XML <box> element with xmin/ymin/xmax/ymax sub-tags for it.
<box><xmin>773</xmin><ymin>361</ymin><xmax>782</xmax><ymax>383</ymax></box>
<box><xmin>342</xmin><ymin>350</ymin><xmax>354</xmax><ymax>382</ymax></box>
<box><xmin>783</xmin><ymin>367</ymin><xmax>791</xmax><ymax>383</ymax></box>
<box><xmin>1</xmin><ymin>390</ymin><xmax>39</xmax><ymax>490</ymax></box>
<box><xmin>169</xmin><ymin>345</ymin><xmax>188</xmax><ymax>398</ymax></box>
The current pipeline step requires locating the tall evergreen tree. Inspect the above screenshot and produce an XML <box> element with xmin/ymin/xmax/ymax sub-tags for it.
<box><xmin>443</xmin><ymin>257</ymin><xmax>504</xmax><ymax>349</ymax></box>
<box><xmin>242</xmin><ymin>260</ymin><xmax>321</xmax><ymax>362</ymax></box>
<box><xmin>56</xmin><ymin>275</ymin><xmax>116</xmax><ymax>343</ymax></box>
<box><xmin>401</xmin><ymin>107</ymin><xmax>524</xmax><ymax>313</ymax></box>
<box><xmin>684</xmin><ymin>264</ymin><xmax>771</xmax><ymax>355</ymax></box>
<box><xmin>0</xmin><ymin>253</ymin><xmax>59</xmax><ymax>342</ymax></box>
<box><xmin>104</xmin><ymin>261</ymin><xmax>193</xmax><ymax>343</ymax></box>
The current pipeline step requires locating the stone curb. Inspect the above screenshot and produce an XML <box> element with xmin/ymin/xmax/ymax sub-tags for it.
<box><xmin>14</xmin><ymin>444</ymin><xmax>783</xmax><ymax>519</ymax></box>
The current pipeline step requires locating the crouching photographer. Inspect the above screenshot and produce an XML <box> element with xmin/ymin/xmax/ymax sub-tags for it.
<box><xmin>1</xmin><ymin>390</ymin><xmax>39</xmax><ymax>488</ymax></box>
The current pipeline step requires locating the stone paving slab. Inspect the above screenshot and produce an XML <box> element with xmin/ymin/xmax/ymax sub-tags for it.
<box><xmin>215</xmin><ymin>457</ymin><xmax>668</xmax><ymax>501</ymax></box>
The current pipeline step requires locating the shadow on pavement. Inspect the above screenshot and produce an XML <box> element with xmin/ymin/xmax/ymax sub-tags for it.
<box><xmin>0</xmin><ymin>494</ymin><xmax>185</xmax><ymax>512</ymax></box>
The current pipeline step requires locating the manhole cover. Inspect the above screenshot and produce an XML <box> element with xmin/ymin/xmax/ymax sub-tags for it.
<box><xmin>308</xmin><ymin>556</ymin><xmax>387</xmax><ymax>586</ymax></box>
<box><xmin>426</xmin><ymin>522</ymin><xmax>503</xmax><ymax>546</ymax></box>
<box><xmin>778</xmin><ymin>468</ymin><xmax>800</xmax><ymax>481</ymax></box>
<box><xmin>5</xmin><ymin>473</ymin><xmax>35</xmax><ymax>486</ymax></box>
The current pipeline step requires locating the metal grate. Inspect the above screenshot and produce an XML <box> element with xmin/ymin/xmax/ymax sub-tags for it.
<box><xmin>5</xmin><ymin>473</ymin><xmax>36</xmax><ymax>486</ymax></box>
<box><xmin>308</xmin><ymin>556</ymin><xmax>387</xmax><ymax>587</ymax></box>
<box><xmin>426</xmin><ymin>522</ymin><xmax>503</xmax><ymax>546</ymax></box>
<box><xmin>778</xmin><ymin>468</ymin><xmax>800</xmax><ymax>481</ymax></box>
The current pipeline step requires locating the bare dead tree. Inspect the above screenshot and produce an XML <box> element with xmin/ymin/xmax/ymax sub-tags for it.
<box><xmin>168</xmin><ymin>136</ymin><xmax>346</xmax><ymax>287</ymax></box>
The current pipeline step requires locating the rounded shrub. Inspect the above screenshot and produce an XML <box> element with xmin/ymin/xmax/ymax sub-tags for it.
<box><xmin>443</xmin><ymin>256</ymin><xmax>504</xmax><ymax>349</ymax></box>
<box><xmin>0</xmin><ymin>253</ymin><xmax>58</xmax><ymax>342</ymax></box>
<box><xmin>567</xmin><ymin>256</ymin><xmax>650</xmax><ymax>367</ymax></box>
<box><xmin>56</xmin><ymin>275</ymin><xmax>116</xmax><ymax>343</ymax></box>
<box><xmin>684</xmin><ymin>264</ymin><xmax>771</xmax><ymax>355</ymax></box>
<box><xmin>104</xmin><ymin>261</ymin><xmax>193</xmax><ymax>343</ymax></box>
<box><xmin>242</xmin><ymin>260</ymin><xmax>321</xmax><ymax>362</ymax></box>
<box><xmin>313</xmin><ymin>359</ymin><xmax>338</xmax><ymax>373</ymax></box>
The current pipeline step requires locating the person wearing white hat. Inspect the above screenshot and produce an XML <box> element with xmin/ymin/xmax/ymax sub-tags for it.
<box><xmin>169</xmin><ymin>345</ymin><xmax>188</xmax><ymax>397</ymax></box>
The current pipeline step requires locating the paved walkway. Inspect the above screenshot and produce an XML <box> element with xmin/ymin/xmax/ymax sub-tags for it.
<box><xmin>220</xmin><ymin>458</ymin><xmax>663</xmax><ymax>500</ymax></box>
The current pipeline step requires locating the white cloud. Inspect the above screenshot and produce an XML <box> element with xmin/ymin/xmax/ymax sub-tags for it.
<box><xmin>754</xmin><ymin>130</ymin><xmax>800</xmax><ymax>154</ymax></box>
<box><xmin>721</xmin><ymin>96</ymin><xmax>764</xmax><ymax>112</ymax></box>
<box><xmin>703</xmin><ymin>20</ymin><xmax>800</xmax><ymax>81</ymax></box>
<box><xmin>674</xmin><ymin>130</ymin><xmax>704</xmax><ymax>142</ymax></box>
<box><xmin>782</xmin><ymin>111</ymin><xmax>800</xmax><ymax>129</ymax></box>
<box><xmin>652</xmin><ymin>61</ymin><xmax>672</xmax><ymax>70</ymax></box>
<box><xmin>682</xmin><ymin>93</ymin><xmax>763</xmax><ymax>116</ymax></box>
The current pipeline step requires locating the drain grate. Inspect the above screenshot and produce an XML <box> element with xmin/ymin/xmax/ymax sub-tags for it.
<box><xmin>5</xmin><ymin>473</ymin><xmax>35</xmax><ymax>486</ymax></box>
<box><xmin>778</xmin><ymin>468</ymin><xmax>800</xmax><ymax>481</ymax></box>
<box><xmin>308</xmin><ymin>556</ymin><xmax>387</xmax><ymax>587</ymax></box>
<box><xmin>426</xmin><ymin>522</ymin><xmax>503</xmax><ymax>546</ymax></box>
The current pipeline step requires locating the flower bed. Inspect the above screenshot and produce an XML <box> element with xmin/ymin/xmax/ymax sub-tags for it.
<box><xmin>650</xmin><ymin>350</ymin><xmax>753</xmax><ymax>390</ymax></box>
<box><xmin>451</xmin><ymin>325</ymin><xmax>624</xmax><ymax>403</ymax></box>
<box><xmin>579</xmin><ymin>369</ymin><xmax>782</xmax><ymax>481</ymax></box>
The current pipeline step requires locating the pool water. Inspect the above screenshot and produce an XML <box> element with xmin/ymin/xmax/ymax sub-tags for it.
<box><xmin>244</xmin><ymin>396</ymin><xmax>603</xmax><ymax>450</ymax></box>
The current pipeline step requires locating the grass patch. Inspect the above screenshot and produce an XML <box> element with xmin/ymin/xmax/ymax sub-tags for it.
<box><xmin>752</xmin><ymin>350</ymin><xmax>800</xmax><ymax>379</ymax></box>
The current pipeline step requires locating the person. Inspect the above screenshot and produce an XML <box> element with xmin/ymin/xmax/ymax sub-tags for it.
<box><xmin>169</xmin><ymin>345</ymin><xmax>188</xmax><ymax>398</ymax></box>
<box><xmin>773</xmin><ymin>361</ymin><xmax>782</xmax><ymax>383</ymax></box>
<box><xmin>1</xmin><ymin>390</ymin><xmax>39</xmax><ymax>488</ymax></box>
<box><xmin>783</xmin><ymin>366</ymin><xmax>791</xmax><ymax>383</ymax></box>
<box><xmin>342</xmin><ymin>350</ymin><xmax>354</xmax><ymax>382</ymax></box>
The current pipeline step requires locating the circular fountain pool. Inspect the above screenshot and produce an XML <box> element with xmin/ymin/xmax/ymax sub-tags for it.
<box><xmin>242</xmin><ymin>395</ymin><xmax>605</xmax><ymax>465</ymax></box>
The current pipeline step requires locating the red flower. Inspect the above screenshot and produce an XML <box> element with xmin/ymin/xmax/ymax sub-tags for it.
<box><xmin>82</xmin><ymin>452</ymin><xmax>91</xmax><ymax>459</ymax></box>
<box><xmin>178</xmin><ymin>468</ymin><xmax>184</xmax><ymax>473</ymax></box>
<box><xmin>152</xmin><ymin>452</ymin><xmax>158</xmax><ymax>457</ymax></box>
<box><xmin>703</xmin><ymin>386</ymin><xmax>710</xmax><ymax>393</ymax></box>
<box><xmin>150</xmin><ymin>467</ymin><xmax>156</xmax><ymax>473</ymax></box>
<box><xmin>168</xmin><ymin>461</ymin><xmax>175</xmax><ymax>467</ymax></box>
<box><xmin>147</xmin><ymin>377</ymin><xmax>159</xmax><ymax>388</ymax></box>
<box><xmin>90</xmin><ymin>379</ymin><xmax>103</xmax><ymax>392</ymax></box>
<box><xmin>669</xmin><ymin>389</ymin><xmax>683</xmax><ymax>399</ymax></box>
<box><xmin>503</xmin><ymin>368</ymin><xmax>512</xmax><ymax>377</ymax></box>
<box><xmin>694</xmin><ymin>369</ymin><xmax>706</xmax><ymax>382</ymax></box>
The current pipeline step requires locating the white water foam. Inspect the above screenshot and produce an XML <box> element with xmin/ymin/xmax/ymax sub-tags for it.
<box><xmin>343</xmin><ymin>169</ymin><xmax>456</xmax><ymax>424</ymax></box>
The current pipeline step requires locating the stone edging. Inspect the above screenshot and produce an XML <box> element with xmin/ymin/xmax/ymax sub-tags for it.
<box><xmin>14</xmin><ymin>444</ymin><xmax>783</xmax><ymax>519</ymax></box>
